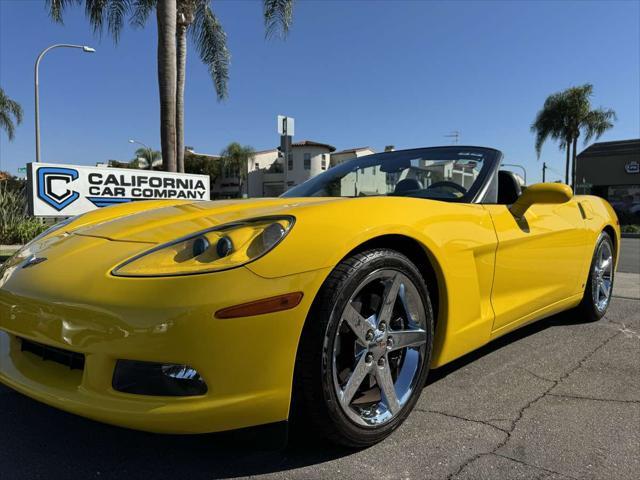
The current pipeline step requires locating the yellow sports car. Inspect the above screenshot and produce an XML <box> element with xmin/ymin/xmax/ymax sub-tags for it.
<box><xmin>0</xmin><ymin>146</ymin><xmax>619</xmax><ymax>447</ymax></box>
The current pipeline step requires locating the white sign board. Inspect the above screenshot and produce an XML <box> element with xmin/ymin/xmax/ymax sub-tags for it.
<box><xmin>28</xmin><ymin>162</ymin><xmax>210</xmax><ymax>217</ymax></box>
<box><xmin>277</xmin><ymin>115</ymin><xmax>295</xmax><ymax>137</ymax></box>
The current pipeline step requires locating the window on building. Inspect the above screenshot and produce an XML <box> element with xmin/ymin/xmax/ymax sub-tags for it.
<box><xmin>304</xmin><ymin>153</ymin><xmax>311</xmax><ymax>170</ymax></box>
<box><xmin>288</xmin><ymin>153</ymin><xmax>293</xmax><ymax>170</ymax></box>
<box><xmin>255</xmin><ymin>162</ymin><xmax>259</xmax><ymax>170</ymax></box>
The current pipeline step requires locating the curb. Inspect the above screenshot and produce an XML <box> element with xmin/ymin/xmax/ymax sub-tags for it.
<box><xmin>621</xmin><ymin>233</ymin><xmax>640</xmax><ymax>239</ymax></box>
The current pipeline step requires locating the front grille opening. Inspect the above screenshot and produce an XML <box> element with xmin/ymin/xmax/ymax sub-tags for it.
<box><xmin>20</xmin><ymin>338</ymin><xmax>85</xmax><ymax>370</ymax></box>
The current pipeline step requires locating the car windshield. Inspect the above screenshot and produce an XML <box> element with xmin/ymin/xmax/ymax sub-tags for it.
<box><xmin>283</xmin><ymin>146</ymin><xmax>499</xmax><ymax>202</ymax></box>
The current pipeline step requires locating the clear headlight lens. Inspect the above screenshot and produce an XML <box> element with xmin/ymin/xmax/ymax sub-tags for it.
<box><xmin>0</xmin><ymin>216</ymin><xmax>76</xmax><ymax>272</ymax></box>
<box><xmin>112</xmin><ymin>216</ymin><xmax>295</xmax><ymax>277</ymax></box>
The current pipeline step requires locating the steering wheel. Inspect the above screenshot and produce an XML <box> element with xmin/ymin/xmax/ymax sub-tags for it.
<box><xmin>426</xmin><ymin>181</ymin><xmax>468</xmax><ymax>195</ymax></box>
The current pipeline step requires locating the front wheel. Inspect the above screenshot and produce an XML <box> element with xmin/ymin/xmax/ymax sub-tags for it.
<box><xmin>293</xmin><ymin>249</ymin><xmax>434</xmax><ymax>447</ymax></box>
<box><xmin>576</xmin><ymin>232</ymin><xmax>615</xmax><ymax>321</ymax></box>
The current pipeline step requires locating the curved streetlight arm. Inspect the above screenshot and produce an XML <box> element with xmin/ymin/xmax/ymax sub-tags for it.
<box><xmin>35</xmin><ymin>44</ymin><xmax>95</xmax><ymax>162</ymax></box>
<box><xmin>129</xmin><ymin>139</ymin><xmax>154</xmax><ymax>170</ymax></box>
<box><xmin>502</xmin><ymin>163</ymin><xmax>527</xmax><ymax>185</ymax></box>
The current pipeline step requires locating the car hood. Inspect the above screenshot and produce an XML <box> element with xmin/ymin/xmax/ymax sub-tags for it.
<box><xmin>70</xmin><ymin>197</ymin><xmax>346</xmax><ymax>244</ymax></box>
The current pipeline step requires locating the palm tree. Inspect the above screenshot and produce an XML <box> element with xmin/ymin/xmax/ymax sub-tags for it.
<box><xmin>0</xmin><ymin>87</ymin><xmax>23</xmax><ymax>141</ymax></box>
<box><xmin>532</xmin><ymin>84</ymin><xmax>616</xmax><ymax>188</ymax></box>
<box><xmin>532</xmin><ymin>91</ymin><xmax>571</xmax><ymax>184</ymax></box>
<box><xmin>132</xmin><ymin>147</ymin><xmax>162</xmax><ymax>169</ymax></box>
<box><xmin>156</xmin><ymin>0</ymin><xmax>178</xmax><ymax>171</ymax></box>
<box><xmin>47</xmin><ymin>0</ymin><xmax>294</xmax><ymax>173</ymax></box>
<box><xmin>564</xmin><ymin>84</ymin><xmax>616</xmax><ymax>188</ymax></box>
<box><xmin>220</xmin><ymin>142</ymin><xmax>255</xmax><ymax>198</ymax></box>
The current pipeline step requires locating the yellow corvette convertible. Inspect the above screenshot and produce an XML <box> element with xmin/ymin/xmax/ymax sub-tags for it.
<box><xmin>0</xmin><ymin>146</ymin><xmax>619</xmax><ymax>447</ymax></box>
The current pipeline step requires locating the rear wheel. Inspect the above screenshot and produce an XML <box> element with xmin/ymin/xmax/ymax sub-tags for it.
<box><xmin>576</xmin><ymin>232</ymin><xmax>615</xmax><ymax>321</ymax></box>
<box><xmin>293</xmin><ymin>249</ymin><xmax>434</xmax><ymax>447</ymax></box>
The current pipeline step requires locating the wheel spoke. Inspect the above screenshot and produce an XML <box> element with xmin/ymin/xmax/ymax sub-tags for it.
<box><xmin>340</xmin><ymin>353</ymin><xmax>372</xmax><ymax>407</ymax></box>
<box><xmin>599</xmin><ymin>280</ymin><xmax>609</xmax><ymax>299</ymax></box>
<box><xmin>343</xmin><ymin>303</ymin><xmax>374</xmax><ymax>344</ymax></box>
<box><xmin>378</xmin><ymin>273</ymin><xmax>402</xmax><ymax>325</ymax></box>
<box><xmin>600</xmin><ymin>257</ymin><xmax>612</xmax><ymax>272</ymax></box>
<box><xmin>376</xmin><ymin>359</ymin><xmax>400</xmax><ymax>414</ymax></box>
<box><xmin>388</xmin><ymin>328</ymin><xmax>427</xmax><ymax>351</ymax></box>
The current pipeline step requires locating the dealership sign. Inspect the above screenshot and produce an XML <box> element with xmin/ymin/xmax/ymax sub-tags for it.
<box><xmin>28</xmin><ymin>162</ymin><xmax>210</xmax><ymax>217</ymax></box>
<box><xmin>625</xmin><ymin>160</ymin><xmax>639</xmax><ymax>174</ymax></box>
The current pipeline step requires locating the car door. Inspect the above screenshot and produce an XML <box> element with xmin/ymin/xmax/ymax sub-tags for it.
<box><xmin>484</xmin><ymin>200</ymin><xmax>589</xmax><ymax>333</ymax></box>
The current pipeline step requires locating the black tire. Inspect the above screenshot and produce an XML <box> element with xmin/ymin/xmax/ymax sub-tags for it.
<box><xmin>575</xmin><ymin>232</ymin><xmax>615</xmax><ymax>322</ymax></box>
<box><xmin>292</xmin><ymin>249</ymin><xmax>434</xmax><ymax>448</ymax></box>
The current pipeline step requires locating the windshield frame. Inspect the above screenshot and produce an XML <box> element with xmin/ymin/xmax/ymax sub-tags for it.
<box><xmin>282</xmin><ymin>146</ymin><xmax>502</xmax><ymax>203</ymax></box>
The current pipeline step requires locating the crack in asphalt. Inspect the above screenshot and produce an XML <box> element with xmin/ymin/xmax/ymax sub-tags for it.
<box><xmin>547</xmin><ymin>392</ymin><xmax>640</xmax><ymax>404</ymax></box>
<box><xmin>414</xmin><ymin>408</ymin><xmax>510</xmax><ymax>434</ymax></box>
<box><xmin>445</xmin><ymin>330</ymin><xmax>622</xmax><ymax>480</ymax></box>
<box><xmin>602</xmin><ymin>320</ymin><xmax>640</xmax><ymax>339</ymax></box>
<box><xmin>492</xmin><ymin>452</ymin><xmax>580</xmax><ymax>480</ymax></box>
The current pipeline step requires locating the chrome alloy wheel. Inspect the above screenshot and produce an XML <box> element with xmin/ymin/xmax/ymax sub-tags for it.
<box><xmin>331</xmin><ymin>269</ymin><xmax>428</xmax><ymax>427</ymax></box>
<box><xmin>592</xmin><ymin>240</ymin><xmax>613</xmax><ymax>313</ymax></box>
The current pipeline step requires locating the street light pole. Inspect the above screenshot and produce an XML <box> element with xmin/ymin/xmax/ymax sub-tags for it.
<box><xmin>129</xmin><ymin>139</ymin><xmax>154</xmax><ymax>170</ymax></box>
<box><xmin>35</xmin><ymin>44</ymin><xmax>95</xmax><ymax>162</ymax></box>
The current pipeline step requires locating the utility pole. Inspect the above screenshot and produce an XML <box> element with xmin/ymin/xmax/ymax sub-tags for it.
<box><xmin>444</xmin><ymin>130</ymin><xmax>460</xmax><ymax>144</ymax></box>
<box><xmin>542</xmin><ymin>162</ymin><xmax>547</xmax><ymax>182</ymax></box>
<box><xmin>277</xmin><ymin>115</ymin><xmax>294</xmax><ymax>194</ymax></box>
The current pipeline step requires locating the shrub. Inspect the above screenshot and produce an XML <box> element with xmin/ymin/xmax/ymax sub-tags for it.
<box><xmin>621</xmin><ymin>224</ymin><xmax>640</xmax><ymax>234</ymax></box>
<box><xmin>0</xmin><ymin>180</ymin><xmax>46</xmax><ymax>245</ymax></box>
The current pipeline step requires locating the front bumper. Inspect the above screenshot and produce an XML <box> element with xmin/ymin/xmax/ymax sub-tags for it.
<box><xmin>0</xmin><ymin>235</ymin><xmax>329</xmax><ymax>433</ymax></box>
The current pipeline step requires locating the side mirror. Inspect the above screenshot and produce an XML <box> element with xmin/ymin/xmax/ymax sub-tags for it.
<box><xmin>509</xmin><ymin>183</ymin><xmax>573</xmax><ymax>218</ymax></box>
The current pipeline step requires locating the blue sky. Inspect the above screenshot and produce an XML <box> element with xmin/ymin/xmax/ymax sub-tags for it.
<box><xmin>1</xmin><ymin>0</ymin><xmax>638</xmax><ymax>183</ymax></box>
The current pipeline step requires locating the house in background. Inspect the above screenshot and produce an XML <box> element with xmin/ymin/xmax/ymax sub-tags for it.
<box><xmin>247</xmin><ymin>140</ymin><xmax>338</xmax><ymax>197</ymax></box>
<box><xmin>331</xmin><ymin>147</ymin><xmax>375</xmax><ymax>166</ymax></box>
<box><xmin>195</xmin><ymin>141</ymin><xmax>378</xmax><ymax>199</ymax></box>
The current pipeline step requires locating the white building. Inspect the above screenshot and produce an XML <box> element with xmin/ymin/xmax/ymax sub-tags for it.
<box><xmin>331</xmin><ymin>146</ymin><xmax>375</xmax><ymax>166</ymax></box>
<box><xmin>198</xmin><ymin>141</ymin><xmax>380</xmax><ymax>198</ymax></box>
<box><xmin>246</xmin><ymin>140</ymin><xmax>337</xmax><ymax>197</ymax></box>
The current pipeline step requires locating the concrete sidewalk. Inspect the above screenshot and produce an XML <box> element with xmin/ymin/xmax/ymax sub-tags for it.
<box><xmin>614</xmin><ymin>272</ymin><xmax>640</xmax><ymax>300</ymax></box>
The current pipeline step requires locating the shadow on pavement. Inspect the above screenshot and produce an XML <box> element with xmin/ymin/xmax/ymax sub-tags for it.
<box><xmin>0</xmin><ymin>309</ymin><xmax>594</xmax><ymax>479</ymax></box>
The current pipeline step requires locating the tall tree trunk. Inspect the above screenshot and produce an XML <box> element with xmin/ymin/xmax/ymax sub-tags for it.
<box><xmin>571</xmin><ymin>135</ymin><xmax>578</xmax><ymax>191</ymax></box>
<box><xmin>157</xmin><ymin>0</ymin><xmax>177</xmax><ymax>172</ymax></box>
<box><xmin>564</xmin><ymin>138</ymin><xmax>571</xmax><ymax>185</ymax></box>
<box><xmin>176</xmin><ymin>23</ymin><xmax>187</xmax><ymax>173</ymax></box>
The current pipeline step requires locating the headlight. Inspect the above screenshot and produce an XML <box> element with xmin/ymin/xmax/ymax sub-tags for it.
<box><xmin>112</xmin><ymin>216</ymin><xmax>295</xmax><ymax>277</ymax></box>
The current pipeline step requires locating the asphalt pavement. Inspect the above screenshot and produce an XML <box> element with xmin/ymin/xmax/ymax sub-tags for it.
<box><xmin>0</xmin><ymin>245</ymin><xmax>638</xmax><ymax>479</ymax></box>
<box><xmin>619</xmin><ymin>237</ymin><xmax>639</xmax><ymax>273</ymax></box>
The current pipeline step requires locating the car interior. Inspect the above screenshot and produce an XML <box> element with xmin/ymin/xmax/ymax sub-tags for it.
<box><xmin>497</xmin><ymin>170</ymin><xmax>522</xmax><ymax>204</ymax></box>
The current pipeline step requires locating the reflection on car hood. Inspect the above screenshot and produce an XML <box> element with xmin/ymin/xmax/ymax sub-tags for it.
<box><xmin>72</xmin><ymin>197</ymin><xmax>346</xmax><ymax>244</ymax></box>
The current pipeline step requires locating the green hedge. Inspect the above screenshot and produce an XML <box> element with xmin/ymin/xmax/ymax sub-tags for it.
<box><xmin>0</xmin><ymin>180</ymin><xmax>46</xmax><ymax>245</ymax></box>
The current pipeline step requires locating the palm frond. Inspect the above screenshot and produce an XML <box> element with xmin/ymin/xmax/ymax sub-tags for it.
<box><xmin>45</xmin><ymin>0</ymin><xmax>81</xmax><ymax>24</ymax></box>
<box><xmin>531</xmin><ymin>91</ymin><xmax>568</xmax><ymax>158</ymax></box>
<box><xmin>6</xmin><ymin>98</ymin><xmax>23</xmax><ymax>125</ymax></box>
<box><xmin>83</xmin><ymin>0</ymin><xmax>131</xmax><ymax>42</ymax></box>
<box><xmin>264</xmin><ymin>0</ymin><xmax>294</xmax><ymax>39</ymax></box>
<box><xmin>85</xmin><ymin>0</ymin><xmax>108</xmax><ymax>35</ymax></box>
<box><xmin>131</xmin><ymin>0</ymin><xmax>156</xmax><ymax>27</ymax></box>
<box><xmin>190</xmin><ymin>3</ymin><xmax>230</xmax><ymax>100</ymax></box>
<box><xmin>107</xmin><ymin>0</ymin><xmax>133</xmax><ymax>41</ymax></box>
<box><xmin>583</xmin><ymin>108</ymin><xmax>617</xmax><ymax>144</ymax></box>
<box><xmin>0</xmin><ymin>111</ymin><xmax>16</xmax><ymax>141</ymax></box>
<box><xmin>0</xmin><ymin>88</ymin><xmax>23</xmax><ymax>141</ymax></box>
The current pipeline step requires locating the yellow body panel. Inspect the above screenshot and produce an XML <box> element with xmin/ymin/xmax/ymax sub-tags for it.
<box><xmin>0</xmin><ymin>191</ymin><xmax>619</xmax><ymax>434</ymax></box>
